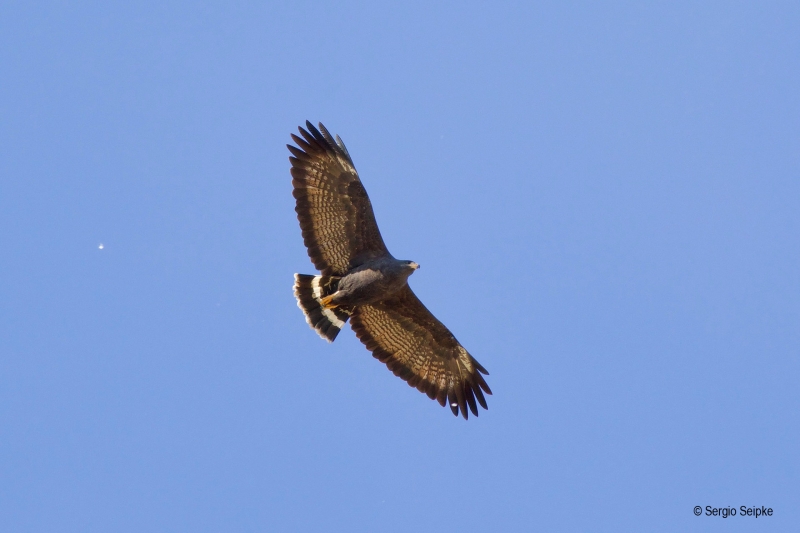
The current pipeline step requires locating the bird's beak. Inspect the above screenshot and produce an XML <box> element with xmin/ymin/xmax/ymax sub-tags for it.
<box><xmin>410</xmin><ymin>262</ymin><xmax>420</xmax><ymax>270</ymax></box>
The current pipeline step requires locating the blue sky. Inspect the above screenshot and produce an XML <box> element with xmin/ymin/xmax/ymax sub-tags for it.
<box><xmin>1</xmin><ymin>1</ymin><xmax>798</xmax><ymax>531</ymax></box>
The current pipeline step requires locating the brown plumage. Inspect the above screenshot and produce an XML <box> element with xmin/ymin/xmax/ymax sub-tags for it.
<box><xmin>289</xmin><ymin>123</ymin><xmax>388</xmax><ymax>275</ymax></box>
<box><xmin>290</xmin><ymin>121</ymin><xmax>492</xmax><ymax>419</ymax></box>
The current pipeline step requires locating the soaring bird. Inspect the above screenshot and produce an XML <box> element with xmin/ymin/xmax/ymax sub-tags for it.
<box><xmin>289</xmin><ymin>122</ymin><xmax>491</xmax><ymax>419</ymax></box>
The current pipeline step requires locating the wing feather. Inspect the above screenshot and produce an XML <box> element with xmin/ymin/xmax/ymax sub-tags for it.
<box><xmin>289</xmin><ymin>121</ymin><xmax>389</xmax><ymax>275</ymax></box>
<box><xmin>350</xmin><ymin>286</ymin><xmax>491</xmax><ymax>419</ymax></box>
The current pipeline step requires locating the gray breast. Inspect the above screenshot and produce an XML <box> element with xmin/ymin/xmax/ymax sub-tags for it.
<box><xmin>335</xmin><ymin>258</ymin><xmax>410</xmax><ymax>306</ymax></box>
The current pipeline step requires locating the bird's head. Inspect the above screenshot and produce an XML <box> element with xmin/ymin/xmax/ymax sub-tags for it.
<box><xmin>403</xmin><ymin>260</ymin><xmax>420</xmax><ymax>273</ymax></box>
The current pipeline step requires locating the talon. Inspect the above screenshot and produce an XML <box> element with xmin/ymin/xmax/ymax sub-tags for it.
<box><xmin>320</xmin><ymin>295</ymin><xmax>338</xmax><ymax>309</ymax></box>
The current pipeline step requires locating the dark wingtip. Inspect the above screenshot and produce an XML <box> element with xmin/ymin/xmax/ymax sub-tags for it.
<box><xmin>305</xmin><ymin>121</ymin><xmax>325</xmax><ymax>144</ymax></box>
<box><xmin>294</xmin><ymin>121</ymin><xmax>353</xmax><ymax>166</ymax></box>
<box><xmin>296</xmin><ymin>124</ymin><xmax>317</xmax><ymax>147</ymax></box>
<box><xmin>318</xmin><ymin>122</ymin><xmax>332</xmax><ymax>140</ymax></box>
<box><xmin>455</xmin><ymin>386</ymin><xmax>468</xmax><ymax>420</ymax></box>
<box><xmin>335</xmin><ymin>134</ymin><xmax>351</xmax><ymax>159</ymax></box>
<box><xmin>473</xmin><ymin>383</ymin><xmax>488</xmax><ymax>410</ymax></box>
<box><xmin>448</xmin><ymin>390</ymin><xmax>458</xmax><ymax>416</ymax></box>
<box><xmin>474</xmin><ymin>360</ymin><xmax>489</xmax><ymax>375</ymax></box>
<box><xmin>465</xmin><ymin>385</ymin><xmax>479</xmax><ymax>417</ymax></box>
<box><xmin>474</xmin><ymin>371</ymin><xmax>492</xmax><ymax>396</ymax></box>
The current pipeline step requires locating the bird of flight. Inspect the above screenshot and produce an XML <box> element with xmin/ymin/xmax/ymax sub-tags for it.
<box><xmin>289</xmin><ymin>122</ymin><xmax>491</xmax><ymax>419</ymax></box>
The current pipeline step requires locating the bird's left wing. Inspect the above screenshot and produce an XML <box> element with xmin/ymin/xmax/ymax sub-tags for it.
<box><xmin>350</xmin><ymin>286</ymin><xmax>492</xmax><ymax>419</ymax></box>
<box><xmin>289</xmin><ymin>122</ymin><xmax>389</xmax><ymax>276</ymax></box>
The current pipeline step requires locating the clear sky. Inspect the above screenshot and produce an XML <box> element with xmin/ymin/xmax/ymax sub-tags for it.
<box><xmin>1</xmin><ymin>2</ymin><xmax>798</xmax><ymax>531</ymax></box>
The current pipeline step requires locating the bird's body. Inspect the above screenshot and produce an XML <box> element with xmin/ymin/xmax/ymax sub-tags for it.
<box><xmin>328</xmin><ymin>257</ymin><xmax>418</xmax><ymax>308</ymax></box>
<box><xmin>289</xmin><ymin>121</ymin><xmax>491</xmax><ymax>419</ymax></box>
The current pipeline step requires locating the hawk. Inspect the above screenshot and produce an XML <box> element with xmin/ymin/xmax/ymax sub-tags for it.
<box><xmin>289</xmin><ymin>121</ymin><xmax>491</xmax><ymax>419</ymax></box>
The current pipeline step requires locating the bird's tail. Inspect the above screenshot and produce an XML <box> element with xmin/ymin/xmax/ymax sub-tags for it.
<box><xmin>293</xmin><ymin>274</ymin><xmax>352</xmax><ymax>342</ymax></box>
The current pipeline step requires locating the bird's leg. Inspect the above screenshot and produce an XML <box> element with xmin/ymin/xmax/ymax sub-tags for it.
<box><xmin>320</xmin><ymin>294</ymin><xmax>339</xmax><ymax>309</ymax></box>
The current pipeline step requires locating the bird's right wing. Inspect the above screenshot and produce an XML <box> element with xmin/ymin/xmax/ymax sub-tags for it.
<box><xmin>289</xmin><ymin>122</ymin><xmax>389</xmax><ymax>276</ymax></box>
<box><xmin>350</xmin><ymin>286</ymin><xmax>492</xmax><ymax>419</ymax></box>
